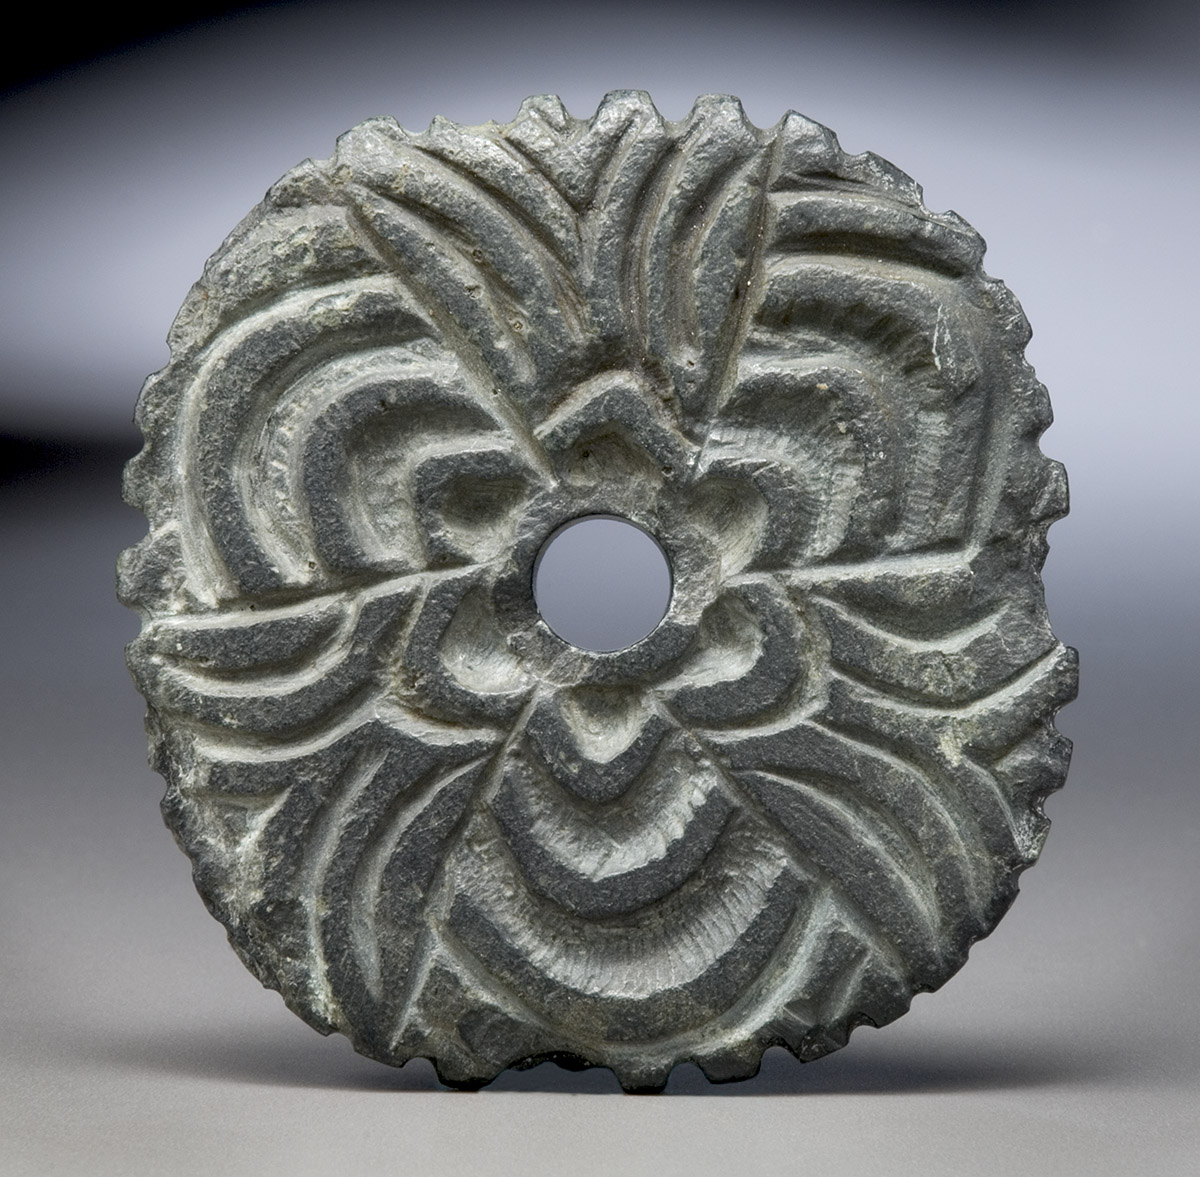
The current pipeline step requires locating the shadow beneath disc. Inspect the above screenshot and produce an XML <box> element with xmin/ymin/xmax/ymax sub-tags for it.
<box><xmin>66</xmin><ymin>1020</ymin><xmax>444</xmax><ymax>1093</ymax></box>
<box><xmin>69</xmin><ymin>1019</ymin><xmax>1124</xmax><ymax>1097</ymax></box>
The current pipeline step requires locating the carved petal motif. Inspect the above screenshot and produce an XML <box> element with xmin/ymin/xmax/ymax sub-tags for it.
<box><xmin>120</xmin><ymin>92</ymin><xmax>1076</xmax><ymax>1091</ymax></box>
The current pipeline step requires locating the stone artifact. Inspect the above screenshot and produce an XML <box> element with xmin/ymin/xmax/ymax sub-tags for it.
<box><xmin>120</xmin><ymin>92</ymin><xmax>1077</xmax><ymax>1091</ymax></box>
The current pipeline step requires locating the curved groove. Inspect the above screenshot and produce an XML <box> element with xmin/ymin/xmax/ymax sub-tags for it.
<box><xmin>244</xmin><ymin>339</ymin><xmax>449</xmax><ymax>584</ymax></box>
<box><xmin>686</xmin><ymin>132</ymin><xmax>782</xmax><ymax>465</ymax></box>
<box><xmin>136</xmin><ymin>596</ymin><xmax>349</xmax><ymax>678</ymax></box>
<box><xmin>170</xmin><ymin>677</ymin><xmax>384</xmax><ymax>747</ymax></box>
<box><xmin>803</xmin><ymin>717</ymin><xmax>987</xmax><ymax>912</ymax></box>
<box><xmin>143</xmin><ymin>587</ymin><xmax>417</xmax><ymax>743</ymax></box>
<box><xmin>831</xmin><ymin>643</ymin><xmax>1066</xmax><ymax>718</ymax></box>
<box><xmin>447</xmin><ymin>808</ymin><xmax>801</xmax><ymax>1022</ymax></box>
<box><xmin>297</xmin><ymin>365</ymin><xmax>506</xmax><ymax>574</ymax></box>
<box><xmin>775</xmin><ymin>236</ymin><xmax>971</xmax><ymax>280</ymax></box>
<box><xmin>497</xmin><ymin>130</ymin><xmax>584</xmax><ymax>213</ymax></box>
<box><xmin>603</xmin><ymin>888</ymin><xmax>832</xmax><ymax>1057</ymax></box>
<box><xmin>433</xmin><ymin>917</ymin><xmax>564</xmax><ymax>1040</ymax></box>
<box><xmin>492</xmin><ymin>736</ymin><xmax>736</xmax><ymax>918</ymax></box>
<box><xmin>334</xmin><ymin>187</ymin><xmax>556</xmax><ymax>483</ymax></box>
<box><xmin>784</xmin><ymin>549</ymin><xmax>975</xmax><ymax>587</ymax></box>
<box><xmin>354</xmin><ymin>190</ymin><xmax>533</xmax><ymax>347</ymax></box>
<box><xmin>352</xmin><ymin>754</ymin><xmax>492</xmax><ymax>995</ymax></box>
<box><xmin>660</xmin><ymin>578</ymin><xmax>807</xmax><ymax>729</ymax></box>
<box><xmin>623</xmin><ymin>139</ymin><xmax>685</xmax><ymax>355</ymax></box>
<box><xmin>300</xmin><ymin>747</ymin><xmax>390</xmax><ymax>1021</ymax></box>
<box><xmin>218</xmin><ymin>303</ymin><xmax>430</xmax><ymax>590</ymax></box>
<box><xmin>502</xmin><ymin>740</ymin><xmax>728</xmax><ymax>880</ymax></box>
<box><xmin>590</xmin><ymin>100</ymin><xmax>664</xmax><ymax>212</ymax></box>
<box><xmin>373</xmin><ymin>188</ymin><xmax>543</xmax><ymax>321</ymax></box>
<box><xmin>192</xmin><ymin>702</ymin><xmax>384</xmax><ymax>770</ymax></box>
<box><xmin>405</xmin><ymin>142</ymin><xmax>588</xmax><ymax>330</ymax></box>
<box><xmin>411</xmin><ymin>136</ymin><xmax>584</xmax><ymax>267</ymax></box>
<box><xmin>151</xmin><ymin>598</ymin><xmax>363</xmax><ymax>697</ymax></box>
<box><xmin>754</xmin><ymin>260</ymin><xmax>979</xmax><ymax>397</ymax></box>
<box><xmin>656</xmin><ymin>697</ymin><xmax>914</xmax><ymax>986</ymax></box>
<box><xmin>520</xmin><ymin>691</ymin><xmax>675</xmax><ymax>805</ymax></box>
<box><xmin>738</xmin><ymin>767</ymin><xmax>943</xmax><ymax>957</ymax></box>
<box><xmin>177</xmin><ymin>277</ymin><xmax>412</xmax><ymax>601</ymax></box>
<box><xmin>655</xmin><ymin>150</ymin><xmax>759</xmax><ymax>357</ymax></box>
<box><xmin>823</xmin><ymin>676</ymin><xmax>1023</xmax><ymax>862</ymax></box>
<box><xmin>769</xmin><ymin>189</ymin><xmax>983</xmax><ymax>277</ymax></box>
<box><xmin>381</xmin><ymin>693</ymin><xmax>536</xmax><ymax>1048</ymax></box>
<box><xmin>747</xmin><ymin>764</ymin><xmax>942</xmax><ymax>925</ymax></box>
<box><xmin>812</xmin><ymin>595</ymin><xmax>1057</xmax><ymax>707</ymax></box>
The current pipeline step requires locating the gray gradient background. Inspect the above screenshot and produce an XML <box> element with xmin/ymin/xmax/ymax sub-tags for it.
<box><xmin>2</xmin><ymin>2</ymin><xmax>1197</xmax><ymax>1173</ymax></box>
<box><xmin>534</xmin><ymin>518</ymin><xmax>674</xmax><ymax>651</ymax></box>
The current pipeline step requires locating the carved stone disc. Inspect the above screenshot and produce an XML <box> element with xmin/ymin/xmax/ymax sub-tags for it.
<box><xmin>120</xmin><ymin>93</ymin><xmax>1077</xmax><ymax>1091</ymax></box>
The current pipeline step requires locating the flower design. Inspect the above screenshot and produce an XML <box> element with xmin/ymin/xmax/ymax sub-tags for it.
<box><xmin>121</xmin><ymin>93</ymin><xmax>1076</xmax><ymax>1090</ymax></box>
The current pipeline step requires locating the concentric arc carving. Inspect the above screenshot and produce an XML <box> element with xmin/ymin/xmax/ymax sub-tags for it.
<box><xmin>120</xmin><ymin>91</ymin><xmax>1076</xmax><ymax>1092</ymax></box>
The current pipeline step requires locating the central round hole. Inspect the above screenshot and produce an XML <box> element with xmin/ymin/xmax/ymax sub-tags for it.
<box><xmin>533</xmin><ymin>515</ymin><xmax>672</xmax><ymax>653</ymax></box>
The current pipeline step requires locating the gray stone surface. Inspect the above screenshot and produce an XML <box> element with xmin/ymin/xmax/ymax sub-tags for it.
<box><xmin>119</xmin><ymin>92</ymin><xmax>1077</xmax><ymax>1092</ymax></box>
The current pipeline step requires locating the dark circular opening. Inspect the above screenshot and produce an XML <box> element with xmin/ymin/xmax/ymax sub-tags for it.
<box><xmin>533</xmin><ymin>515</ymin><xmax>672</xmax><ymax>653</ymax></box>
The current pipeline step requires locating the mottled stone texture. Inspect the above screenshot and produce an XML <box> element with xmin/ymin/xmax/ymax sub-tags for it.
<box><xmin>119</xmin><ymin>93</ymin><xmax>1077</xmax><ymax>1091</ymax></box>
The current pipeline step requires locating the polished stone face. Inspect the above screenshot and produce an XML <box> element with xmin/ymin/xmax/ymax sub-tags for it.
<box><xmin>119</xmin><ymin>91</ymin><xmax>1077</xmax><ymax>1092</ymax></box>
